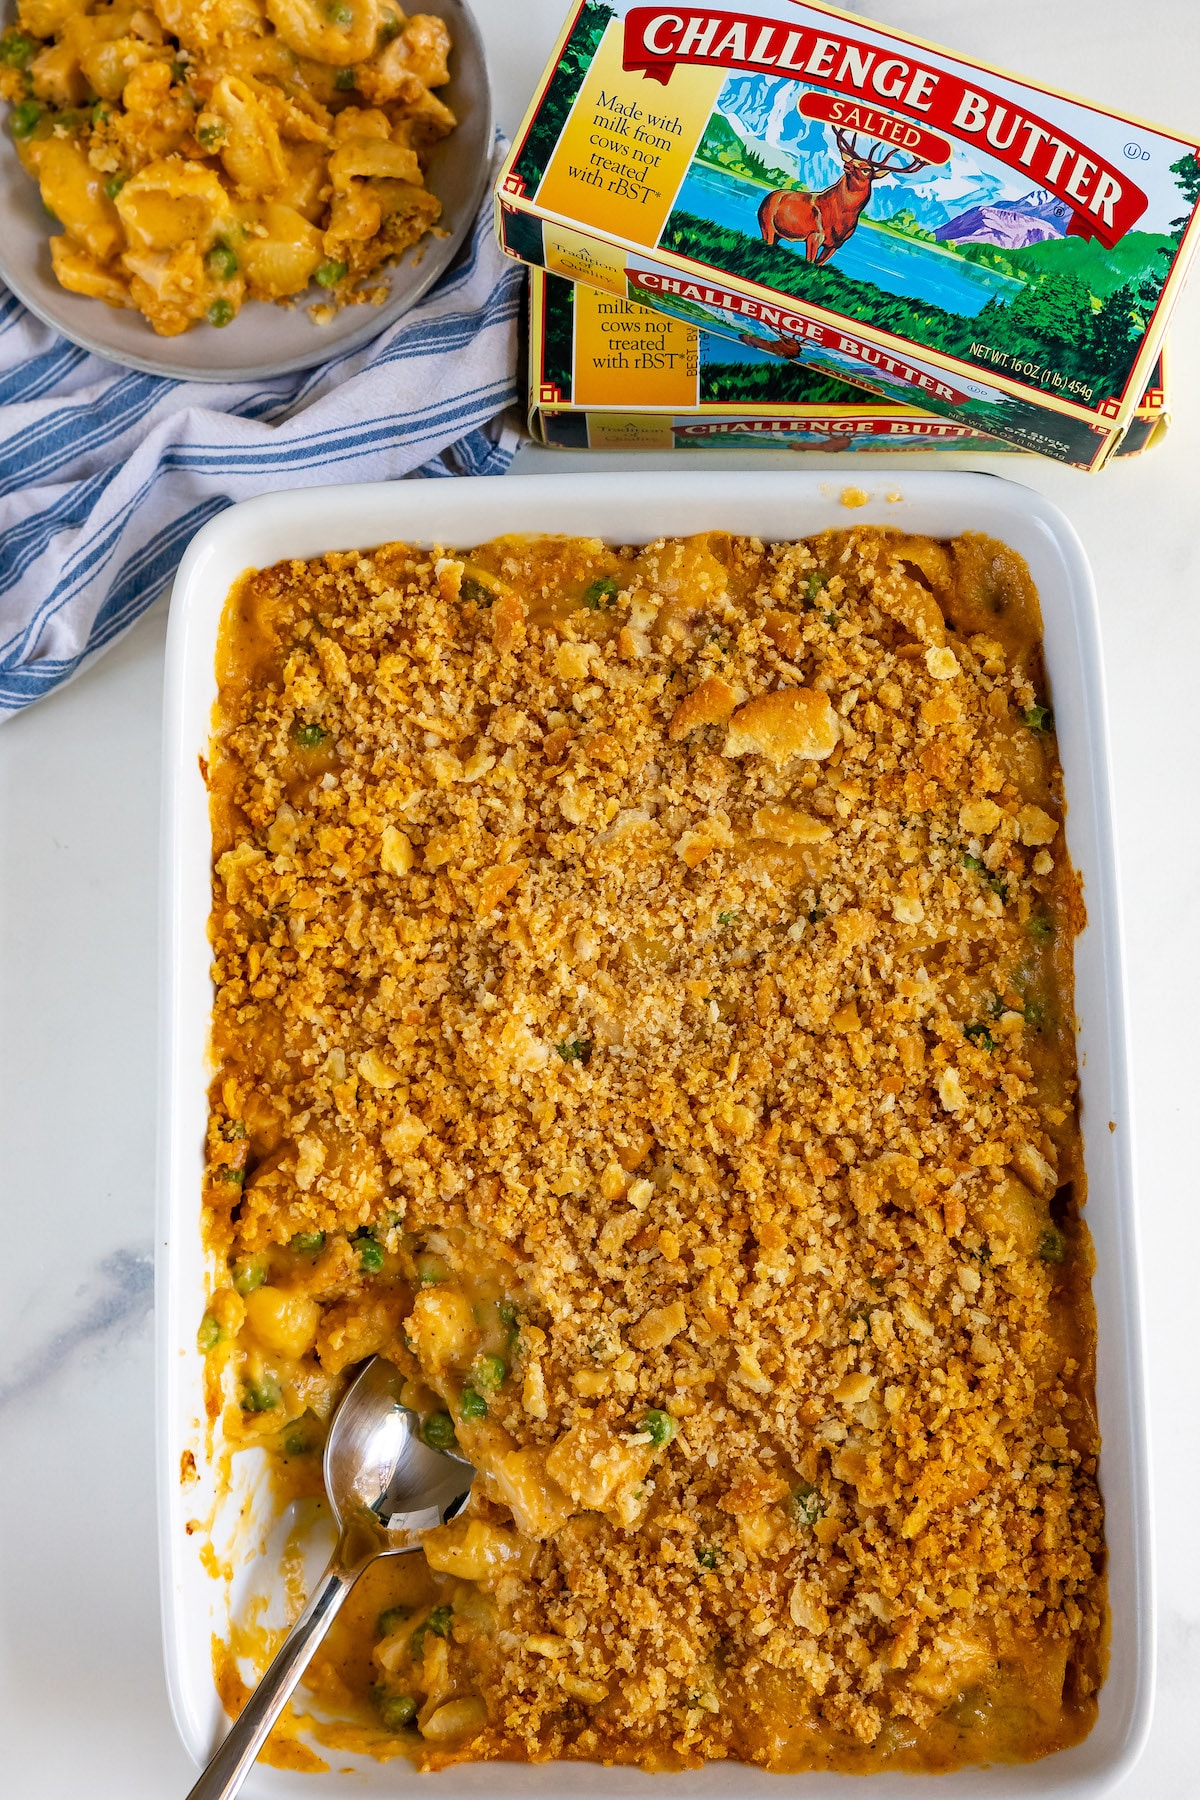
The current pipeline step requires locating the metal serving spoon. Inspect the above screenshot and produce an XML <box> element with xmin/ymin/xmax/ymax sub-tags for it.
<box><xmin>186</xmin><ymin>1355</ymin><xmax>473</xmax><ymax>1800</ymax></box>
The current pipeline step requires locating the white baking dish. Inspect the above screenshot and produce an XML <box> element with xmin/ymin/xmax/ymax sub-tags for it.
<box><xmin>158</xmin><ymin>471</ymin><xmax>1151</xmax><ymax>1797</ymax></box>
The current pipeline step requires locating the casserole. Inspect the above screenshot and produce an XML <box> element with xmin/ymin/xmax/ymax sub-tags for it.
<box><xmin>0</xmin><ymin>0</ymin><xmax>492</xmax><ymax>381</ymax></box>
<box><xmin>159</xmin><ymin>470</ymin><xmax>1150</xmax><ymax>1794</ymax></box>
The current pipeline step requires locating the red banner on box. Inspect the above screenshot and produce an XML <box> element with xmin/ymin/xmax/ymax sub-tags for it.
<box><xmin>621</xmin><ymin>7</ymin><xmax>1146</xmax><ymax>243</ymax></box>
<box><xmin>797</xmin><ymin>93</ymin><xmax>951</xmax><ymax>166</ymax></box>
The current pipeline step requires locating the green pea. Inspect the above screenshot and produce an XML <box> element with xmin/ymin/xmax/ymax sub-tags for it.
<box><xmin>641</xmin><ymin>1409</ymin><xmax>676</xmax><ymax>1449</ymax></box>
<box><xmin>218</xmin><ymin>1164</ymin><xmax>245</xmax><ymax>1187</ymax></box>
<box><xmin>804</xmin><ymin>571</ymin><xmax>828</xmax><ymax>604</ymax></box>
<box><xmin>334</xmin><ymin>67</ymin><xmax>357</xmax><ymax>90</ymax></box>
<box><xmin>197</xmin><ymin>120</ymin><xmax>226</xmax><ymax>149</ymax></box>
<box><xmin>207</xmin><ymin>298</ymin><xmax>235</xmax><ymax>329</ymax></box>
<box><xmin>359</xmin><ymin>1237</ymin><xmax>384</xmax><ymax>1273</ymax></box>
<box><xmin>11</xmin><ymin>100</ymin><xmax>44</xmax><ymax>139</ymax></box>
<box><xmin>498</xmin><ymin>1299</ymin><xmax>517</xmax><ymax>1326</ymax></box>
<box><xmin>1024</xmin><ymin>703</ymin><xmax>1054</xmax><ymax>733</ymax></box>
<box><xmin>963</xmin><ymin>851</ymin><xmax>1007</xmax><ymax>901</ymax></box>
<box><xmin>379</xmin><ymin>15</ymin><xmax>403</xmax><ymax>43</ymax></box>
<box><xmin>205</xmin><ymin>242</ymin><xmax>239</xmax><ymax>281</ymax></box>
<box><xmin>421</xmin><ymin>1411</ymin><xmax>456</xmax><ymax>1451</ymax></box>
<box><xmin>951</xmin><ymin>1691</ymin><xmax>993</xmax><ymax>1733</ymax></box>
<box><xmin>555</xmin><ymin>1038</ymin><xmax>592</xmax><ymax>1065</ymax></box>
<box><xmin>963</xmin><ymin>1022</ymin><xmax>998</xmax><ymax>1051</ymax></box>
<box><xmin>473</xmin><ymin>1353</ymin><xmax>507</xmax><ymax>1391</ymax></box>
<box><xmin>1028</xmin><ymin>914</ymin><xmax>1055</xmax><ymax>944</ymax></box>
<box><xmin>695</xmin><ymin>1545</ymin><xmax>720</xmax><ymax>1570</ymax></box>
<box><xmin>1038</xmin><ymin>1227</ymin><xmax>1066</xmax><ymax>1265</ymax></box>
<box><xmin>0</xmin><ymin>30</ymin><xmax>39</xmax><ymax>69</ymax></box>
<box><xmin>582</xmin><ymin>575</ymin><xmax>618</xmax><ymax>609</ymax></box>
<box><xmin>283</xmin><ymin>1429</ymin><xmax>310</xmax><ymax>1456</ymax></box>
<box><xmin>374</xmin><ymin>1690</ymin><xmax>417</xmax><ymax>1730</ymax></box>
<box><xmin>459</xmin><ymin>576</ymin><xmax>493</xmax><ymax>607</ymax></box>
<box><xmin>459</xmin><ymin>1386</ymin><xmax>487</xmax><ymax>1420</ymax></box>
<box><xmin>233</xmin><ymin>1258</ymin><xmax>266</xmax><ymax>1295</ymax></box>
<box><xmin>291</xmin><ymin>1230</ymin><xmax>325</xmax><ymax>1254</ymax></box>
<box><xmin>788</xmin><ymin>1480</ymin><xmax>825</xmax><ymax>1527</ymax></box>
<box><xmin>315</xmin><ymin>258</ymin><xmax>348</xmax><ymax>288</ymax></box>
<box><xmin>242</xmin><ymin>1375</ymin><xmax>281</xmax><ymax>1413</ymax></box>
<box><xmin>292</xmin><ymin>720</ymin><xmax>328</xmax><ymax>748</ymax></box>
<box><xmin>197</xmin><ymin>1314</ymin><xmax>221</xmax><ymax>1353</ymax></box>
<box><xmin>717</xmin><ymin>909</ymin><xmax>739</xmax><ymax>926</ymax></box>
<box><xmin>409</xmin><ymin>1604</ymin><xmax>452</xmax><ymax>1662</ymax></box>
<box><xmin>328</xmin><ymin>1</ymin><xmax>354</xmax><ymax>23</ymax></box>
<box><xmin>416</xmin><ymin>1252</ymin><xmax>448</xmax><ymax>1285</ymax></box>
<box><xmin>376</xmin><ymin>1606</ymin><xmax>413</xmax><ymax>1638</ymax></box>
<box><xmin>104</xmin><ymin>173</ymin><xmax>128</xmax><ymax>201</ymax></box>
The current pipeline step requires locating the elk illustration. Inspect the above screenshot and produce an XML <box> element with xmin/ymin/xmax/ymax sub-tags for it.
<box><xmin>737</xmin><ymin>329</ymin><xmax>803</xmax><ymax>359</ymax></box>
<box><xmin>758</xmin><ymin>127</ymin><xmax>929</xmax><ymax>264</ymax></box>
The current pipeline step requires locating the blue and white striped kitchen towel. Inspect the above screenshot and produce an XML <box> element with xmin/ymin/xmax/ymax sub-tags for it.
<box><xmin>0</xmin><ymin>151</ymin><xmax>524</xmax><ymax>719</ymax></box>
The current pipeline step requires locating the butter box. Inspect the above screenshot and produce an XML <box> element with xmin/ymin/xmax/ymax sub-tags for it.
<box><xmin>529</xmin><ymin>268</ymin><xmax>1170</xmax><ymax>455</ymax></box>
<box><xmin>498</xmin><ymin>0</ymin><xmax>1199</xmax><ymax>467</ymax></box>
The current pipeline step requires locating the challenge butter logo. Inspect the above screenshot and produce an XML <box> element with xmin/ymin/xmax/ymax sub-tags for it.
<box><xmin>622</xmin><ymin>7</ymin><xmax>1146</xmax><ymax>243</ymax></box>
<box><xmin>630</xmin><ymin>268</ymin><xmax>973</xmax><ymax>402</ymax></box>
<box><xmin>674</xmin><ymin>417</ymin><xmax>976</xmax><ymax>437</ymax></box>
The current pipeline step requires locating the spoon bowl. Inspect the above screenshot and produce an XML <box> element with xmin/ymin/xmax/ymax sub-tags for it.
<box><xmin>325</xmin><ymin>1356</ymin><xmax>473</xmax><ymax>1566</ymax></box>
<box><xmin>186</xmin><ymin>1356</ymin><xmax>472</xmax><ymax>1799</ymax></box>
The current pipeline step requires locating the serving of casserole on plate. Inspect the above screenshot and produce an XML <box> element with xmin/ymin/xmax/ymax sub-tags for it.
<box><xmin>0</xmin><ymin>0</ymin><xmax>491</xmax><ymax>379</ymax></box>
<box><xmin>159</xmin><ymin>473</ymin><xmax>1151</xmax><ymax>1795</ymax></box>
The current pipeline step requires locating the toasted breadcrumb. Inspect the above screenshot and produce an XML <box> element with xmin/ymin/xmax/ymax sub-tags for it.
<box><xmin>205</xmin><ymin>528</ymin><xmax>1104</xmax><ymax>1775</ymax></box>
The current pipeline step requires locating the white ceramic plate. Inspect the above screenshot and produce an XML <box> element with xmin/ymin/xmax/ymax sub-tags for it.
<box><xmin>159</xmin><ymin>471</ymin><xmax>1152</xmax><ymax>1797</ymax></box>
<box><xmin>0</xmin><ymin>0</ymin><xmax>491</xmax><ymax>381</ymax></box>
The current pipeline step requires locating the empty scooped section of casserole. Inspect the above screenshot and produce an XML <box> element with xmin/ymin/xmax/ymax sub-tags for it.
<box><xmin>201</xmin><ymin>526</ymin><xmax>1103</xmax><ymax>1773</ymax></box>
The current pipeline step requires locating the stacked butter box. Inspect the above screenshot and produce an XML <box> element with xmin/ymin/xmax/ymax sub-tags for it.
<box><xmin>498</xmin><ymin>0</ymin><xmax>1198</xmax><ymax>466</ymax></box>
<box><xmin>528</xmin><ymin>266</ymin><xmax>1169</xmax><ymax>454</ymax></box>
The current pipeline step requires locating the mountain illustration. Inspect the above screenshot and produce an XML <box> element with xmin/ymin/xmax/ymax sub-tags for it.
<box><xmin>871</xmin><ymin>162</ymin><xmax>1008</xmax><ymax>228</ymax></box>
<box><xmin>714</xmin><ymin>74</ymin><xmax>833</xmax><ymax>184</ymax></box>
<box><xmin>935</xmin><ymin>188</ymin><xmax>1072</xmax><ymax>249</ymax></box>
<box><xmin>712</xmin><ymin>72</ymin><xmax>1033</xmax><ymax>228</ymax></box>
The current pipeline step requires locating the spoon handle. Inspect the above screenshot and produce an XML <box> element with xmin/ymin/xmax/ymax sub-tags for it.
<box><xmin>185</xmin><ymin>1557</ymin><xmax>354</xmax><ymax>1800</ymax></box>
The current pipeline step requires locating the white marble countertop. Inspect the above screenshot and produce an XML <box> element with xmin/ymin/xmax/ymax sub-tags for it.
<box><xmin>1</xmin><ymin>2</ymin><xmax>1197</xmax><ymax>1794</ymax></box>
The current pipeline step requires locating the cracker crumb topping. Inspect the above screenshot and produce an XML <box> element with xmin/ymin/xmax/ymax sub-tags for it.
<box><xmin>204</xmin><ymin>527</ymin><xmax>1103</xmax><ymax>1775</ymax></box>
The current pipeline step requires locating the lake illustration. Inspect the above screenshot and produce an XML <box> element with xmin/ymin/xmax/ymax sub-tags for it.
<box><xmin>685</xmin><ymin>301</ymin><xmax>1003</xmax><ymax>410</ymax></box>
<box><xmin>666</xmin><ymin>163</ymin><xmax>1027</xmax><ymax>319</ymax></box>
<box><xmin>705</xmin><ymin>318</ymin><xmax>918</xmax><ymax>404</ymax></box>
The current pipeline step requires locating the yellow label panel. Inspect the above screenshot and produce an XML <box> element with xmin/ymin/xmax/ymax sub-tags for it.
<box><xmin>574</xmin><ymin>289</ymin><xmax>698</xmax><ymax>408</ymax></box>
<box><xmin>543</xmin><ymin>222</ymin><xmax>628</xmax><ymax>296</ymax></box>
<box><xmin>536</xmin><ymin>21</ymin><xmax>723</xmax><ymax>249</ymax></box>
<box><xmin>585</xmin><ymin>414</ymin><xmax>677</xmax><ymax>450</ymax></box>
